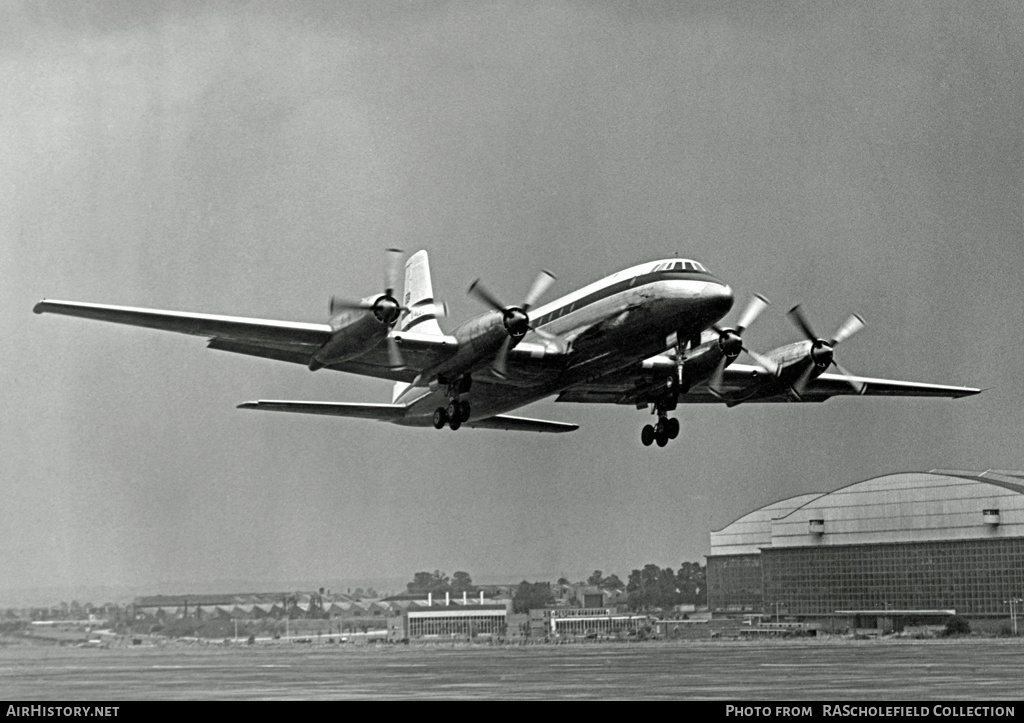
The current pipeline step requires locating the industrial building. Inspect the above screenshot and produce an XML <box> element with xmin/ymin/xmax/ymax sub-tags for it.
<box><xmin>707</xmin><ymin>470</ymin><xmax>1024</xmax><ymax>632</ymax></box>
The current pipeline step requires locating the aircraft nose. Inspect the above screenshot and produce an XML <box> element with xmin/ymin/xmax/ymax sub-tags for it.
<box><xmin>708</xmin><ymin>282</ymin><xmax>734</xmax><ymax>320</ymax></box>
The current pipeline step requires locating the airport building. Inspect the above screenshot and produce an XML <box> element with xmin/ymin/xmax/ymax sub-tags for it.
<box><xmin>528</xmin><ymin>607</ymin><xmax>651</xmax><ymax>638</ymax></box>
<box><xmin>386</xmin><ymin>602</ymin><xmax>510</xmax><ymax>641</ymax></box>
<box><xmin>707</xmin><ymin>470</ymin><xmax>1024</xmax><ymax>631</ymax></box>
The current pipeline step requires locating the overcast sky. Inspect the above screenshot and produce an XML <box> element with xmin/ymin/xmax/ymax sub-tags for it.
<box><xmin>3</xmin><ymin>1</ymin><xmax>1022</xmax><ymax>605</ymax></box>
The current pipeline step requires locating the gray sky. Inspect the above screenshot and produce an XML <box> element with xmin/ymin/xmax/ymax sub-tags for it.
<box><xmin>3</xmin><ymin>1</ymin><xmax>1022</xmax><ymax>605</ymax></box>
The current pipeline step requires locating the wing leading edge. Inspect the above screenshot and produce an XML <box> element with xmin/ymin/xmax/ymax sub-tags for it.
<box><xmin>237</xmin><ymin>400</ymin><xmax>578</xmax><ymax>433</ymax></box>
<box><xmin>33</xmin><ymin>300</ymin><xmax>333</xmax><ymax>345</ymax></box>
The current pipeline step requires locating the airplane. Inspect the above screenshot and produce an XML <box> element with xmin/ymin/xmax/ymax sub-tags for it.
<box><xmin>33</xmin><ymin>249</ymin><xmax>980</xmax><ymax>448</ymax></box>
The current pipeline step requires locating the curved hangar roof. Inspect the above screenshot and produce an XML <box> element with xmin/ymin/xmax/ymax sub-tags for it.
<box><xmin>710</xmin><ymin>470</ymin><xmax>1024</xmax><ymax>555</ymax></box>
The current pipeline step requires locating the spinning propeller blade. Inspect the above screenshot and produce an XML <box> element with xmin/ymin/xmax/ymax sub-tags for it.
<box><xmin>468</xmin><ymin>269</ymin><xmax>563</xmax><ymax>377</ymax></box>
<box><xmin>707</xmin><ymin>294</ymin><xmax>772</xmax><ymax>394</ymax></box>
<box><xmin>327</xmin><ymin>249</ymin><xmax>413</xmax><ymax>369</ymax></box>
<box><xmin>786</xmin><ymin>305</ymin><xmax>866</xmax><ymax>396</ymax></box>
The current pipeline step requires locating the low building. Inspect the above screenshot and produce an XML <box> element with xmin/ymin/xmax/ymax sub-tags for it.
<box><xmin>529</xmin><ymin>607</ymin><xmax>650</xmax><ymax>638</ymax></box>
<box><xmin>388</xmin><ymin>603</ymin><xmax>510</xmax><ymax>640</ymax></box>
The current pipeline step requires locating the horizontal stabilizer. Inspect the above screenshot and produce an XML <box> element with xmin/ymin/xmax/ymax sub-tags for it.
<box><xmin>465</xmin><ymin>415</ymin><xmax>578</xmax><ymax>433</ymax></box>
<box><xmin>237</xmin><ymin>400</ymin><xmax>406</xmax><ymax>421</ymax></box>
<box><xmin>237</xmin><ymin>401</ymin><xmax>577</xmax><ymax>432</ymax></box>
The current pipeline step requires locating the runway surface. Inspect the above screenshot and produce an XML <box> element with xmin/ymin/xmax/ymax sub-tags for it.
<box><xmin>2</xmin><ymin>638</ymin><xmax>1021</xmax><ymax>700</ymax></box>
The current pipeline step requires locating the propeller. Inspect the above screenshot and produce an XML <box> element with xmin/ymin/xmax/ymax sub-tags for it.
<box><xmin>468</xmin><ymin>270</ymin><xmax>562</xmax><ymax>378</ymax></box>
<box><xmin>327</xmin><ymin>248</ymin><xmax>412</xmax><ymax>369</ymax></box>
<box><xmin>707</xmin><ymin>294</ymin><xmax>776</xmax><ymax>394</ymax></box>
<box><xmin>329</xmin><ymin>247</ymin><xmax>406</xmax><ymax>321</ymax></box>
<box><xmin>786</xmin><ymin>304</ymin><xmax>866</xmax><ymax>397</ymax></box>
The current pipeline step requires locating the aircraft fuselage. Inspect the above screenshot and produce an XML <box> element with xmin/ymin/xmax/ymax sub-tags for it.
<box><xmin>397</xmin><ymin>262</ymin><xmax>733</xmax><ymax>424</ymax></box>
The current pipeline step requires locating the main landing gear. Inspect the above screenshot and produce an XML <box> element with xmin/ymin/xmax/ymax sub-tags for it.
<box><xmin>433</xmin><ymin>399</ymin><xmax>471</xmax><ymax>430</ymax></box>
<box><xmin>640</xmin><ymin>405</ymin><xmax>680</xmax><ymax>448</ymax></box>
<box><xmin>432</xmin><ymin>376</ymin><xmax>472</xmax><ymax>431</ymax></box>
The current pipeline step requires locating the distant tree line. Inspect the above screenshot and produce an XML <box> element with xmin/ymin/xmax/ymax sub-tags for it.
<box><xmin>406</xmin><ymin>562</ymin><xmax>706</xmax><ymax>613</ymax></box>
<box><xmin>625</xmin><ymin>562</ymin><xmax>706</xmax><ymax>612</ymax></box>
<box><xmin>586</xmin><ymin>571</ymin><xmax>624</xmax><ymax>589</ymax></box>
<box><xmin>406</xmin><ymin>570</ymin><xmax>476</xmax><ymax>596</ymax></box>
<box><xmin>512</xmin><ymin>582</ymin><xmax>555</xmax><ymax>614</ymax></box>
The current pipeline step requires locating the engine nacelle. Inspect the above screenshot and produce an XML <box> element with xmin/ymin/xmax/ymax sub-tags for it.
<box><xmin>309</xmin><ymin>309</ymin><xmax>389</xmax><ymax>370</ymax></box>
<box><xmin>410</xmin><ymin>311</ymin><xmax>522</xmax><ymax>385</ymax></box>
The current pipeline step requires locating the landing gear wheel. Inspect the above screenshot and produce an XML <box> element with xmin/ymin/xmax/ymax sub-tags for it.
<box><xmin>656</xmin><ymin>431</ymin><xmax>669</xmax><ymax>447</ymax></box>
<box><xmin>666</xmin><ymin>417</ymin><xmax>680</xmax><ymax>440</ymax></box>
<box><xmin>432</xmin><ymin>407</ymin><xmax>448</xmax><ymax>429</ymax></box>
<box><xmin>449</xmin><ymin>414</ymin><xmax>462</xmax><ymax>431</ymax></box>
<box><xmin>447</xmin><ymin>402</ymin><xmax>461</xmax><ymax>423</ymax></box>
<box><xmin>459</xmin><ymin>400</ymin><xmax>471</xmax><ymax>422</ymax></box>
<box><xmin>641</xmin><ymin>425</ymin><xmax>655</xmax><ymax>446</ymax></box>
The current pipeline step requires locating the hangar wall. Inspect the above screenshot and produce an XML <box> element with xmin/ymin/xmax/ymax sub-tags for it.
<box><xmin>707</xmin><ymin>471</ymin><xmax>1024</xmax><ymax>619</ymax></box>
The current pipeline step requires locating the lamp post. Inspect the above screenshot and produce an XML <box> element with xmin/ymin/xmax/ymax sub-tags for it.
<box><xmin>773</xmin><ymin>601</ymin><xmax>785</xmax><ymax>623</ymax></box>
<box><xmin>1005</xmin><ymin>598</ymin><xmax>1022</xmax><ymax>636</ymax></box>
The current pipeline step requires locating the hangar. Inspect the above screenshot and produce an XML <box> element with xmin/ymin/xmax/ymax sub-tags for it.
<box><xmin>707</xmin><ymin>470</ymin><xmax>1024</xmax><ymax>630</ymax></box>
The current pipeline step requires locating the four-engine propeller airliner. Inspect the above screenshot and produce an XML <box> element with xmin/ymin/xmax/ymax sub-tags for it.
<box><xmin>34</xmin><ymin>249</ymin><xmax>979</xmax><ymax>448</ymax></box>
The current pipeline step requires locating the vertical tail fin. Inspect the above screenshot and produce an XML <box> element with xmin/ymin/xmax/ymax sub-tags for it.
<box><xmin>398</xmin><ymin>250</ymin><xmax>444</xmax><ymax>335</ymax></box>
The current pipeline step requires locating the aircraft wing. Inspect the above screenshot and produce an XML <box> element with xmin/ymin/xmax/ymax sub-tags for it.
<box><xmin>238</xmin><ymin>400</ymin><xmax>577</xmax><ymax>433</ymax></box>
<box><xmin>556</xmin><ymin>359</ymin><xmax>981</xmax><ymax>406</ymax></box>
<box><xmin>33</xmin><ymin>300</ymin><xmax>334</xmax><ymax>345</ymax></box>
<box><xmin>767</xmin><ymin>370</ymin><xmax>982</xmax><ymax>400</ymax></box>
<box><xmin>33</xmin><ymin>300</ymin><xmax>460</xmax><ymax>383</ymax></box>
<box><xmin>690</xmin><ymin>364</ymin><xmax>982</xmax><ymax>403</ymax></box>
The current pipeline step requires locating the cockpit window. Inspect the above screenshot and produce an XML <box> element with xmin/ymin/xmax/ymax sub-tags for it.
<box><xmin>655</xmin><ymin>260</ymin><xmax>708</xmax><ymax>273</ymax></box>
